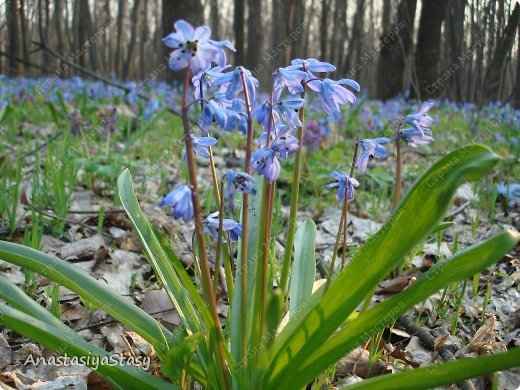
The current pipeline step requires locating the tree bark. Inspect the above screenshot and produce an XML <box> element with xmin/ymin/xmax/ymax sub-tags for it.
<box><xmin>234</xmin><ymin>0</ymin><xmax>245</xmax><ymax>66</ymax></box>
<box><xmin>123</xmin><ymin>0</ymin><xmax>142</xmax><ymax>80</ymax></box>
<box><xmin>319</xmin><ymin>0</ymin><xmax>329</xmax><ymax>60</ymax></box>
<box><xmin>210</xmin><ymin>0</ymin><xmax>220</xmax><ymax>39</ymax></box>
<box><xmin>415</xmin><ymin>0</ymin><xmax>449</xmax><ymax>99</ymax></box>
<box><xmin>376</xmin><ymin>0</ymin><xmax>417</xmax><ymax>99</ymax></box>
<box><xmin>115</xmin><ymin>0</ymin><xmax>126</xmax><ymax>77</ymax></box>
<box><xmin>484</xmin><ymin>3</ymin><xmax>519</xmax><ymax>103</ymax></box>
<box><xmin>7</xmin><ymin>0</ymin><xmax>23</xmax><ymax>76</ymax></box>
<box><xmin>247</xmin><ymin>0</ymin><xmax>263</xmax><ymax>69</ymax></box>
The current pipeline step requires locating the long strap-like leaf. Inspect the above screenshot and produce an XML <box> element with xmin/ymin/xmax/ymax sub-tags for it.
<box><xmin>265</xmin><ymin>145</ymin><xmax>500</xmax><ymax>387</ymax></box>
<box><xmin>275</xmin><ymin>230</ymin><xmax>519</xmax><ymax>388</ymax></box>
<box><xmin>342</xmin><ymin>347</ymin><xmax>520</xmax><ymax>390</ymax></box>
<box><xmin>0</xmin><ymin>277</ymin><xmax>174</xmax><ymax>390</ymax></box>
<box><xmin>0</xmin><ymin>242</ymin><xmax>173</xmax><ymax>358</ymax></box>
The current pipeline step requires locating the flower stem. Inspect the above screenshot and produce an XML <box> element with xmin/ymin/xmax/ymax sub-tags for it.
<box><xmin>238</xmin><ymin>68</ymin><xmax>254</xmax><ymax>376</ymax></box>
<box><xmin>199</xmin><ymin>80</ymin><xmax>221</xmax><ymax>209</ymax></box>
<box><xmin>279</xmin><ymin>89</ymin><xmax>306</xmax><ymax>296</ymax></box>
<box><xmin>340</xmin><ymin>142</ymin><xmax>360</xmax><ymax>270</ymax></box>
<box><xmin>181</xmin><ymin>68</ymin><xmax>228</xmax><ymax>385</ymax></box>
<box><xmin>392</xmin><ymin>121</ymin><xmax>404</xmax><ymax>209</ymax></box>
<box><xmin>213</xmin><ymin>177</ymin><xmax>227</xmax><ymax>297</ymax></box>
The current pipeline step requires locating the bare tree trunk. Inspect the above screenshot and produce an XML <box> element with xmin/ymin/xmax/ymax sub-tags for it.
<box><xmin>210</xmin><ymin>0</ymin><xmax>220</xmax><ymax>38</ymax></box>
<box><xmin>115</xmin><ymin>0</ymin><xmax>126</xmax><ymax>77</ymax></box>
<box><xmin>484</xmin><ymin>3</ymin><xmax>519</xmax><ymax>103</ymax></box>
<box><xmin>319</xmin><ymin>0</ymin><xmax>329</xmax><ymax>60</ymax></box>
<box><xmin>345</xmin><ymin>0</ymin><xmax>365</xmax><ymax>75</ymax></box>
<box><xmin>7</xmin><ymin>0</ymin><xmax>23</xmax><ymax>76</ymax></box>
<box><xmin>139</xmin><ymin>0</ymin><xmax>149</xmax><ymax>79</ymax></box>
<box><xmin>123</xmin><ymin>0</ymin><xmax>142</xmax><ymax>80</ymax></box>
<box><xmin>234</xmin><ymin>0</ymin><xmax>245</xmax><ymax>66</ymax></box>
<box><xmin>332</xmin><ymin>0</ymin><xmax>347</xmax><ymax>74</ymax></box>
<box><xmin>247</xmin><ymin>0</ymin><xmax>263</xmax><ymax>69</ymax></box>
<box><xmin>514</xmin><ymin>27</ymin><xmax>520</xmax><ymax>108</ymax></box>
<box><xmin>415</xmin><ymin>0</ymin><xmax>449</xmax><ymax>99</ymax></box>
<box><xmin>445</xmin><ymin>0</ymin><xmax>465</xmax><ymax>101</ymax></box>
<box><xmin>376</xmin><ymin>0</ymin><xmax>417</xmax><ymax>99</ymax></box>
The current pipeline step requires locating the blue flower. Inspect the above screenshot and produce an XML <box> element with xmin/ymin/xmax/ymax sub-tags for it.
<box><xmin>163</xmin><ymin>20</ymin><xmax>235</xmax><ymax>75</ymax></box>
<box><xmin>160</xmin><ymin>185</ymin><xmax>194</xmax><ymax>222</ymax></box>
<box><xmin>355</xmin><ymin>137</ymin><xmax>392</xmax><ymax>173</ymax></box>
<box><xmin>400</xmin><ymin>127</ymin><xmax>434</xmax><ymax>148</ymax></box>
<box><xmin>199</xmin><ymin>96</ymin><xmax>229</xmax><ymax>131</ymax></box>
<box><xmin>190</xmin><ymin>134</ymin><xmax>217</xmax><ymax>157</ymax></box>
<box><xmin>252</xmin><ymin>100</ymin><xmax>278</xmax><ymax>131</ymax></box>
<box><xmin>225</xmin><ymin>171</ymin><xmax>256</xmax><ymax>211</ymax></box>
<box><xmin>214</xmin><ymin>66</ymin><xmax>259</xmax><ymax>101</ymax></box>
<box><xmin>496</xmin><ymin>182</ymin><xmax>520</xmax><ymax>202</ymax></box>
<box><xmin>204</xmin><ymin>212</ymin><xmax>242</xmax><ymax>242</ymax></box>
<box><xmin>326</xmin><ymin>171</ymin><xmax>359</xmax><ymax>203</ymax></box>
<box><xmin>405</xmin><ymin>101</ymin><xmax>433</xmax><ymax>132</ymax></box>
<box><xmin>307</xmin><ymin>78</ymin><xmax>359</xmax><ymax>115</ymax></box>
<box><xmin>290</xmin><ymin>58</ymin><xmax>336</xmax><ymax>78</ymax></box>
<box><xmin>251</xmin><ymin>148</ymin><xmax>281</xmax><ymax>183</ymax></box>
<box><xmin>273</xmin><ymin>65</ymin><xmax>308</xmax><ymax>98</ymax></box>
<box><xmin>274</xmin><ymin>98</ymin><xmax>304</xmax><ymax>127</ymax></box>
<box><xmin>271</xmin><ymin>126</ymin><xmax>300</xmax><ymax>159</ymax></box>
<box><xmin>192</xmin><ymin>64</ymin><xmax>231</xmax><ymax>99</ymax></box>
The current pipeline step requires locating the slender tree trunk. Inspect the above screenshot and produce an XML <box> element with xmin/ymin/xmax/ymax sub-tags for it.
<box><xmin>345</xmin><ymin>0</ymin><xmax>365</xmax><ymax>75</ymax></box>
<box><xmin>234</xmin><ymin>0</ymin><xmax>245</xmax><ymax>66</ymax></box>
<box><xmin>319</xmin><ymin>0</ymin><xmax>329</xmax><ymax>60</ymax></box>
<box><xmin>139</xmin><ymin>0</ymin><xmax>149</xmax><ymax>79</ymax></box>
<box><xmin>115</xmin><ymin>0</ymin><xmax>126</xmax><ymax>77</ymax></box>
<box><xmin>123</xmin><ymin>0</ymin><xmax>142</xmax><ymax>80</ymax></box>
<box><xmin>514</xmin><ymin>27</ymin><xmax>520</xmax><ymax>108</ymax></box>
<box><xmin>415</xmin><ymin>0</ymin><xmax>449</xmax><ymax>99</ymax></box>
<box><xmin>376</xmin><ymin>0</ymin><xmax>417</xmax><ymax>99</ymax></box>
<box><xmin>484</xmin><ymin>3</ymin><xmax>519</xmax><ymax>103</ymax></box>
<box><xmin>332</xmin><ymin>0</ymin><xmax>347</xmax><ymax>74</ymax></box>
<box><xmin>7</xmin><ymin>0</ymin><xmax>23</xmax><ymax>76</ymax></box>
<box><xmin>247</xmin><ymin>0</ymin><xmax>263</xmax><ymax>69</ymax></box>
<box><xmin>210</xmin><ymin>0</ymin><xmax>220</xmax><ymax>39</ymax></box>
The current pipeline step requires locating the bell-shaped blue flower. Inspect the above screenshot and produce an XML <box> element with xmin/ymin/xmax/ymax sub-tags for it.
<box><xmin>214</xmin><ymin>66</ymin><xmax>259</xmax><ymax>101</ymax></box>
<box><xmin>163</xmin><ymin>20</ymin><xmax>235</xmax><ymax>75</ymax></box>
<box><xmin>355</xmin><ymin>137</ymin><xmax>392</xmax><ymax>173</ymax></box>
<box><xmin>290</xmin><ymin>58</ymin><xmax>336</xmax><ymax>79</ymax></box>
<box><xmin>308</xmin><ymin>78</ymin><xmax>359</xmax><ymax>115</ymax></box>
<box><xmin>225</xmin><ymin>171</ymin><xmax>256</xmax><ymax>211</ymax></box>
<box><xmin>274</xmin><ymin>98</ymin><xmax>304</xmax><ymax>127</ymax></box>
<box><xmin>400</xmin><ymin>127</ymin><xmax>434</xmax><ymax>148</ymax></box>
<box><xmin>190</xmin><ymin>134</ymin><xmax>217</xmax><ymax>158</ymax></box>
<box><xmin>273</xmin><ymin>65</ymin><xmax>308</xmax><ymax>99</ymax></box>
<box><xmin>405</xmin><ymin>101</ymin><xmax>434</xmax><ymax>132</ymax></box>
<box><xmin>326</xmin><ymin>171</ymin><xmax>359</xmax><ymax>203</ymax></box>
<box><xmin>192</xmin><ymin>64</ymin><xmax>231</xmax><ymax>99</ymax></box>
<box><xmin>251</xmin><ymin>147</ymin><xmax>281</xmax><ymax>183</ymax></box>
<box><xmin>159</xmin><ymin>185</ymin><xmax>194</xmax><ymax>223</ymax></box>
<box><xmin>204</xmin><ymin>211</ymin><xmax>242</xmax><ymax>242</ymax></box>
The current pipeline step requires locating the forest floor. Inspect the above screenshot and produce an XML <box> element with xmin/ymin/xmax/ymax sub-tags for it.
<box><xmin>0</xmin><ymin>78</ymin><xmax>519</xmax><ymax>389</ymax></box>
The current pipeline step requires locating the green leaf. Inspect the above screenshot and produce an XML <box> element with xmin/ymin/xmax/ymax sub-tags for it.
<box><xmin>342</xmin><ymin>347</ymin><xmax>520</xmax><ymax>390</ymax></box>
<box><xmin>0</xmin><ymin>277</ymin><xmax>173</xmax><ymax>390</ymax></box>
<box><xmin>118</xmin><ymin>169</ymin><xmax>212</xmax><ymax>333</ymax></box>
<box><xmin>430</xmin><ymin>221</ymin><xmax>455</xmax><ymax>235</ymax></box>
<box><xmin>264</xmin><ymin>145</ymin><xmax>500</xmax><ymax>388</ymax></box>
<box><xmin>0</xmin><ymin>242</ymin><xmax>172</xmax><ymax>358</ymax></box>
<box><xmin>289</xmin><ymin>219</ymin><xmax>317</xmax><ymax>317</ymax></box>
<box><xmin>163</xmin><ymin>333</ymin><xmax>204</xmax><ymax>382</ymax></box>
<box><xmin>230</xmin><ymin>174</ymin><xmax>264</xmax><ymax>374</ymax></box>
<box><xmin>281</xmin><ymin>230</ymin><xmax>520</xmax><ymax>387</ymax></box>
